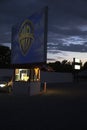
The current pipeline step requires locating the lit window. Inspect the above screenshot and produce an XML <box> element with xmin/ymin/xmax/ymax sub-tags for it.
<box><xmin>15</xmin><ymin>68</ymin><xmax>40</xmax><ymax>82</ymax></box>
<box><xmin>15</xmin><ymin>69</ymin><xmax>29</xmax><ymax>81</ymax></box>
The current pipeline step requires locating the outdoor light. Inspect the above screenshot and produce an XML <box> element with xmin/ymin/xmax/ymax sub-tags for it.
<box><xmin>75</xmin><ymin>58</ymin><xmax>80</xmax><ymax>63</ymax></box>
<box><xmin>0</xmin><ymin>84</ymin><xmax>6</xmax><ymax>88</ymax></box>
<box><xmin>74</xmin><ymin>65</ymin><xmax>80</xmax><ymax>70</ymax></box>
<box><xmin>73</xmin><ymin>58</ymin><xmax>81</xmax><ymax>70</ymax></box>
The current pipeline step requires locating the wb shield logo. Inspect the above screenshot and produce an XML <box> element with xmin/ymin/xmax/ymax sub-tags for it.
<box><xmin>19</xmin><ymin>20</ymin><xmax>34</xmax><ymax>55</ymax></box>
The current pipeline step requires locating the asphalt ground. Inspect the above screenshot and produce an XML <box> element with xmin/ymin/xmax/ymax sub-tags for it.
<box><xmin>0</xmin><ymin>82</ymin><xmax>87</xmax><ymax>130</ymax></box>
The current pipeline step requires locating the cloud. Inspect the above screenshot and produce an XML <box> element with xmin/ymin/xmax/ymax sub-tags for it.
<box><xmin>47</xmin><ymin>50</ymin><xmax>61</xmax><ymax>54</ymax></box>
<box><xmin>47</xmin><ymin>58</ymin><xmax>56</xmax><ymax>62</ymax></box>
<box><xmin>0</xmin><ymin>31</ymin><xmax>11</xmax><ymax>43</ymax></box>
<box><xmin>0</xmin><ymin>0</ymin><xmax>87</xmax><ymax>63</ymax></box>
<box><xmin>48</xmin><ymin>40</ymin><xmax>87</xmax><ymax>53</ymax></box>
<box><xmin>0</xmin><ymin>43</ymin><xmax>11</xmax><ymax>49</ymax></box>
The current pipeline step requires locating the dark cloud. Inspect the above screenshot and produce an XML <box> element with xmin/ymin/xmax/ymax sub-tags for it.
<box><xmin>48</xmin><ymin>42</ymin><xmax>87</xmax><ymax>53</ymax></box>
<box><xmin>47</xmin><ymin>58</ymin><xmax>56</xmax><ymax>62</ymax></box>
<box><xmin>0</xmin><ymin>0</ymin><xmax>87</xmax><ymax>62</ymax></box>
<box><xmin>47</xmin><ymin>50</ymin><xmax>61</xmax><ymax>54</ymax></box>
<box><xmin>49</xmin><ymin>25</ymin><xmax>87</xmax><ymax>37</ymax></box>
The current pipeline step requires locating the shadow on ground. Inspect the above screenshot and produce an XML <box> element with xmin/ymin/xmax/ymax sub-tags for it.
<box><xmin>0</xmin><ymin>82</ymin><xmax>87</xmax><ymax>129</ymax></box>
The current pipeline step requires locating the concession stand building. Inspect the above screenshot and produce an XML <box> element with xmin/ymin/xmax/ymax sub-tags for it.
<box><xmin>11</xmin><ymin>7</ymin><xmax>48</xmax><ymax>95</ymax></box>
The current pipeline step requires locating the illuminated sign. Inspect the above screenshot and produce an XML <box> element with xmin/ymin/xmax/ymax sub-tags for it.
<box><xmin>74</xmin><ymin>65</ymin><xmax>80</xmax><ymax>70</ymax></box>
<box><xmin>11</xmin><ymin>7</ymin><xmax>48</xmax><ymax>64</ymax></box>
<box><xmin>74</xmin><ymin>58</ymin><xmax>80</xmax><ymax>63</ymax></box>
<box><xmin>73</xmin><ymin>58</ymin><xmax>81</xmax><ymax>70</ymax></box>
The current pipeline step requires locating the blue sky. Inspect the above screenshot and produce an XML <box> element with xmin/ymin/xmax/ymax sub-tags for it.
<box><xmin>0</xmin><ymin>0</ymin><xmax>87</xmax><ymax>65</ymax></box>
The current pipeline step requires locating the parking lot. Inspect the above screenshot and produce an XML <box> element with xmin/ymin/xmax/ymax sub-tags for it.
<box><xmin>0</xmin><ymin>81</ymin><xmax>87</xmax><ymax>129</ymax></box>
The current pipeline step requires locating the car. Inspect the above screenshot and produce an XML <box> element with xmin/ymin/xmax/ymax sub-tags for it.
<box><xmin>0</xmin><ymin>76</ymin><xmax>13</xmax><ymax>93</ymax></box>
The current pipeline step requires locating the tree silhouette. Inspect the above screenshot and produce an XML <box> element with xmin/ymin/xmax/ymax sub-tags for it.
<box><xmin>0</xmin><ymin>45</ymin><xmax>11</xmax><ymax>68</ymax></box>
<box><xmin>83</xmin><ymin>62</ymin><xmax>87</xmax><ymax>70</ymax></box>
<box><xmin>48</xmin><ymin>60</ymin><xmax>73</xmax><ymax>72</ymax></box>
<box><xmin>61</xmin><ymin>60</ymin><xmax>67</xmax><ymax>65</ymax></box>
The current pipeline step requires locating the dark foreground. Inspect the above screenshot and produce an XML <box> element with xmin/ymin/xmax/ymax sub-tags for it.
<box><xmin>0</xmin><ymin>82</ymin><xmax>87</xmax><ymax>130</ymax></box>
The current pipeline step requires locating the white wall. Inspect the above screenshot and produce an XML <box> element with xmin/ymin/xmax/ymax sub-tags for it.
<box><xmin>40</xmin><ymin>71</ymin><xmax>73</xmax><ymax>83</ymax></box>
<box><xmin>13</xmin><ymin>81</ymin><xmax>40</xmax><ymax>96</ymax></box>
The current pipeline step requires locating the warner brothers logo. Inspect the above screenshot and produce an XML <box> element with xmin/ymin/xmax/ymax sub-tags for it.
<box><xmin>19</xmin><ymin>19</ymin><xmax>34</xmax><ymax>55</ymax></box>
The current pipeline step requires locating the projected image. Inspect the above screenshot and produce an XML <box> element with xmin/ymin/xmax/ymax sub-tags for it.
<box><xmin>11</xmin><ymin>8</ymin><xmax>47</xmax><ymax>64</ymax></box>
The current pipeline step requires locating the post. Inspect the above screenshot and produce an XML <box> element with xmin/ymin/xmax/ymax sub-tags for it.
<box><xmin>44</xmin><ymin>82</ymin><xmax>46</xmax><ymax>92</ymax></box>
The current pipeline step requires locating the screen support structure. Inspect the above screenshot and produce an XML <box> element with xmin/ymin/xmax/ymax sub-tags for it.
<box><xmin>44</xmin><ymin>6</ymin><xmax>48</xmax><ymax>64</ymax></box>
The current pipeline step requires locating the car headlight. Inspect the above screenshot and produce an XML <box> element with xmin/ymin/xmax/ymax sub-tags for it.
<box><xmin>0</xmin><ymin>84</ymin><xmax>7</xmax><ymax>88</ymax></box>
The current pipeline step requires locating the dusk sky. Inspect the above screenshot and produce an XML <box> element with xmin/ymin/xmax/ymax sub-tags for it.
<box><xmin>0</xmin><ymin>0</ymin><xmax>87</xmax><ymax>65</ymax></box>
